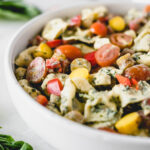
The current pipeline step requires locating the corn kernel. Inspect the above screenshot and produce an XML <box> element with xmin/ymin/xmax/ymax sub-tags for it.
<box><xmin>109</xmin><ymin>16</ymin><xmax>125</xmax><ymax>31</ymax></box>
<box><xmin>33</xmin><ymin>43</ymin><xmax>52</xmax><ymax>59</ymax></box>
<box><xmin>69</xmin><ymin>68</ymin><xmax>89</xmax><ymax>79</ymax></box>
<box><xmin>115</xmin><ymin>112</ymin><xmax>141</xmax><ymax>134</ymax></box>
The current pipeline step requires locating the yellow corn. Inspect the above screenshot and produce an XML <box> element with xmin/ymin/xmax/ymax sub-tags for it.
<box><xmin>115</xmin><ymin>112</ymin><xmax>141</xmax><ymax>135</ymax></box>
<box><xmin>69</xmin><ymin>68</ymin><xmax>89</xmax><ymax>79</ymax></box>
<box><xmin>109</xmin><ymin>16</ymin><xmax>125</xmax><ymax>31</ymax></box>
<box><xmin>33</xmin><ymin>43</ymin><xmax>52</xmax><ymax>59</ymax></box>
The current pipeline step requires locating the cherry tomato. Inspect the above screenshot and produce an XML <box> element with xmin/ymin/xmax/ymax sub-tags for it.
<box><xmin>110</xmin><ymin>33</ymin><xmax>133</xmax><ymax>49</ymax></box>
<box><xmin>26</xmin><ymin>57</ymin><xmax>47</xmax><ymax>83</ymax></box>
<box><xmin>47</xmin><ymin>78</ymin><xmax>63</xmax><ymax>96</ymax></box>
<box><xmin>84</xmin><ymin>51</ymin><xmax>97</xmax><ymax>66</ymax></box>
<box><xmin>99</xmin><ymin>127</ymin><xmax>117</xmax><ymax>133</ymax></box>
<box><xmin>90</xmin><ymin>22</ymin><xmax>107</xmax><ymax>37</ymax></box>
<box><xmin>125</xmin><ymin>64</ymin><xmax>150</xmax><ymax>81</ymax></box>
<box><xmin>55</xmin><ymin>45</ymin><xmax>82</xmax><ymax>60</ymax></box>
<box><xmin>70</xmin><ymin>15</ymin><xmax>81</xmax><ymax>27</ymax></box>
<box><xmin>95</xmin><ymin>44</ymin><xmax>120</xmax><ymax>67</ymax></box>
<box><xmin>144</xmin><ymin>5</ymin><xmax>150</xmax><ymax>13</ymax></box>
<box><xmin>36</xmin><ymin>95</ymin><xmax>48</xmax><ymax>106</ymax></box>
<box><xmin>46</xmin><ymin>39</ymin><xmax>62</xmax><ymax>48</ymax></box>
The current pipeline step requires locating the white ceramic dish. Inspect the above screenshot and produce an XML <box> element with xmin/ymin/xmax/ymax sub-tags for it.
<box><xmin>5</xmin><ymin>1</ymin><xmax>150</xmax><ymax>150</ymax></box>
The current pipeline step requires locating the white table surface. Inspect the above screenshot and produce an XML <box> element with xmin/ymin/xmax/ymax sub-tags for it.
<box><xmin>0</xmin><ymin>0</ymin><xmax>147</xmax><ymax>149</ymax></box>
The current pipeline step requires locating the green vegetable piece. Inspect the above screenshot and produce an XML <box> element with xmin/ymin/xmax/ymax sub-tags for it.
<box><xmin>0</xmin><ymin>134</ymin><xmax>33</xmax><ymax>150</ymax></box>
<box><xmin>0</xmin><ymin>1</ymin><xmax>41</xmax><ymax>20</ymax></box>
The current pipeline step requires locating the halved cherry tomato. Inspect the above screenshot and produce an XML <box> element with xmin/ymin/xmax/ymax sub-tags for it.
<box><xmin>110</xmin><ymin>33</ymin><xmax>133</xmax><ymax>49</ymax></box>
<box><xmin>26</xmin><ymin>57</ymin><xmax>47</xmax><ymax>83</ymax></box>
<box><xmin>36</xmin><ymin>95</ymin><xmax>48</xmax><ymax>106</ymax></box>
<box><xmin>116</xmin><ymin>74</ymin><xmax>131</xmax><ymax>86</ymax></box>
<box><xmin>95</xmin><ymin>44</ymin><xmax>120</xmax><ymax>67</ymax></box>
<box><xmin>99</xmin><ymin>127</ymin><xmax>117</xmax><ymax>133</ymax></box>
<box><xmin>125</xmin><ymin>64</ymin><xmax>150</xmax><ymax>81</ymax></box>
<box><xmin>46</xmin><ymin>39</ymin><xmax>62</xmax><ymax>48</ymax></box>
<box><xmin>55</xmin><ymin>45</ymin><xmax>82</xmax><ymax>60</ymax></box>
<box><xmin>70</xmin><ymin>15</ymin><xmax>81</xmax><ymax>27</ymax></box>
<box><xmin>144</xmin><ymin>5</ymin><xmax>150</xmax><ymax>13</ymax></box>
<box><xmin>47</xmin><ymin>78</ymin><xmax>63</xmax><ymax>96</ymax></box>
<box><xmin>90</xmin><ymin>22</ymin><xmax>107</xmax><ymax>37</ymax></box>
<box><xmin>84</xmin><ymin>51</ymin><xmax>97</xmax><ymax>66</ymax></box>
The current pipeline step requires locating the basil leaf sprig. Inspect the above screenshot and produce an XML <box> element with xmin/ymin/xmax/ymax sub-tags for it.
<box><xmin>0</xmin><ymin>134</ymin><xmax>33</xmax><ymax>150</ymax></box>
<box><xmin>0</xmin><ymin>0</ymin><xmax>41</xmax><ymax>20</ymax></box>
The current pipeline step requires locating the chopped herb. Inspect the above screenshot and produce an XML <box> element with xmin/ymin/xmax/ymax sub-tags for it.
<box><xmin>91</xmin><ymin>103</ymin><xmax>105</xmax><ymax>113</ymax></box>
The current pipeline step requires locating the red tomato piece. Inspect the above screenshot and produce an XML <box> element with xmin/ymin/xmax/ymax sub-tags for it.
<box><xmin>95</xmin><ymin>44</ymin><xmax>120</xmax><ymax>67</ymax></box>
<box><xmin>46</xmin><ymin>58</ymin><xmax>61</xmax><ymax>69</ymax></box>
<box><xmin>70</xmin><ymin>15</ymin><xmax>81</xmax><ymax>27</ymax></box>
<box><xmin>144</xmin><ymin>5</ymin><xmax>150</xmax><ymax>13</ymax></box>
<box><xmin>84</xmin><ymin>51</ymin><xmax>97</xmax><ymax>66</ymax></box>
<box><xmin>90</xmin><ymin>22</ymin><xmax>107</xmax><ymax>37</ymax></box>
<box><xmin>55</xmin><ymin>45</ymin><xmax>82</xmax><ymax>60</ymax></box>
<box><xmin>36</xmin><ymin>95</ymin><xmax>48</xmax><ymax>106</ymax></box>
<box><xmin>116</xmin><ymin>74</ymin><xmax>131</xmax><ymax>86</ymax></box>
<box><xmin>110</xmin><ymin>33</ymin><xmax>133</xmax><ymax>49</ymax></box>
<box><xmin>47</xmin><ymin>78</ymin><xmax>63</xmax><ymax>96</ymax></box>
<box><xmin>125</xmin><ymin>64</ymin><xmax>150</xmax><ymax>81</ymax></box>
<box><xmin>46</xmin><ymin>39</ymin><xmax>62</xmax><ymax>48</ymax></box>
<box><xmin>26</xmin><ymin>57</ymin><xmax>47</xmax><ymax>83</ymax></box>
<box><xmin>46</xmin><ymin>58</ymin><xmax>62</xmax><ymax>73</ymax></box>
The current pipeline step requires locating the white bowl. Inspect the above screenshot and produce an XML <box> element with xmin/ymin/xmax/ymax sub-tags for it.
<box><xmin>5</xmin><ymin>1</ymin><xmax>150</xmax><ymax>150</ymax></box>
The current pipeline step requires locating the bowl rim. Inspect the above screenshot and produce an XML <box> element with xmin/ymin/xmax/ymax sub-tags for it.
<box><xmin>5</xmin><ymin>1</ymin><xmax>150</xmax><ymax>145</ymax></box>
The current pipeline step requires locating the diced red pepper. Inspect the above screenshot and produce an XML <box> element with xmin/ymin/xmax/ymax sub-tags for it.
<box><xmin>47</xmin><ymin>78</ymin><xmax>63</xmax><ymax>96</ymax></box>
<box><xmin>84</xmin><ymin>51</ymin><xmax>97</xmax><ymax>66</ymax></box>
<box><xmin>46</xmin><ymin>39</ymin><xmax>62</xmax><ymax>48</ymax></box>
<box><xmin>116</xmin><ymin>74</ymin><xmax>131</xmax><ymax>86</ymax></box>
<box><xmin>131</xmin><ymin>78</ymin><xmax>139</xmax><ymax>90</ymax></box>
<box><xmin>46</xmin><ymin>58</ymin><xmax>61</xmax><ymax>69</ymax></box>
<box><xmin>36</xmin><ymin>95</ymin><xmax>48</xmax><ymax>106</ymax></box>
<box><xmin>70</xmin><ymin>15</ymin><xmax>81</xmax><ymax>27</ymax></box>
